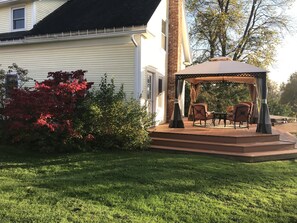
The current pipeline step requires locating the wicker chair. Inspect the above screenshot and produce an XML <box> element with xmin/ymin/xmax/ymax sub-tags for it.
<box><xmin>192</xmin><ymin>103</ymin><xmax>213</xmax><ymax>127</ymax></box>
<box><xmin>227</xmin><ymin>103</ymin><xmax>251</xmax><ymax>129</ymax></box>
<box><xmin>242</xmin><ymin>101</ymin><xmax>253</xmax><ymax>124</ymax></box>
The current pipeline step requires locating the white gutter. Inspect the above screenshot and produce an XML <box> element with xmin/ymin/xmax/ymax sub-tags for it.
<box><xmin>0</xmin><ymin>26</ymin><xmax>148</xmax><ymax>46</ymax></box>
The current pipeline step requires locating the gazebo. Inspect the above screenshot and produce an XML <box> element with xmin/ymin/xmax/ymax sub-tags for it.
<box><xmin>169</xmin><ymin>57</ymin><xmax>272</xmax><ymax>134</ymax></box>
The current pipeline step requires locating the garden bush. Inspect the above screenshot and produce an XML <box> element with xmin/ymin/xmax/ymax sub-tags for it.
<box><xmin>2</xmin><ymin>70</ymin><xmax>93</xmax><ymax>152</ymax></box>
<box><xmin>2</xmin><ymin>72</ymin><xmax>154</xmax><ymax>152</ymax></box>
<box><xmin>75</xmin><ymin>74</ymin><xmax>155</xmax><ymax>151</ymax></box>
<box><xmin>0</xmin><ymin>63</ymin><xmax>32</xmax><ymax>110</ymax></box>
<box><xmin>0</xmin><ymin>64</ymin><xmax>32</xmax><ymax>144</ymax></box>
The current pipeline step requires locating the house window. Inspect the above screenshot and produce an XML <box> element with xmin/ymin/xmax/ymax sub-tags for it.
<box><xmin>147</xmin><ymin>75</ymin><xmax>152</xmax><ymax>100</ymax></box>
<box><xmin>161</xmin><ymin>20</ymin><xmax>167</xmax><ymax>51</ymax></box>
<box><xmin>12</xmin><ymin>7</ymin><xmax>25</xmax><ymax>30</ymax></box>
<box><xmin>5</xmin><ymin>74</ymin><xmax>18</xmax><ymax>97</ymax></box>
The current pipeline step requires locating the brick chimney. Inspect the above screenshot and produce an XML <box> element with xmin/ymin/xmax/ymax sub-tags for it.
<box><xmin>167</xmin><ymin>0</ymin><xmax>183</xmax><ymax>121</ymax></box>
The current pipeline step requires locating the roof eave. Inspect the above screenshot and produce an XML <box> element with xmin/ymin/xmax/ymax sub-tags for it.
<box><xmin>0</xmin><ymin>26</ymin><xmax>148</xmax><ymax>46</ymax></box>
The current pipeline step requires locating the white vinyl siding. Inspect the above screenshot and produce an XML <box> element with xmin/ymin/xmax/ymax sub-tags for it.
<box><xmin>25</xmin><ymin>3</ymin><xmax>32</xmax><ymax>29</ymax></box>
<box><xmin>0</xmin><ymin>6</ymin><xmax>9</xmax><ymax>33</ymax></box>
<box><xmin>140</xmin><ymin>0</ymin><xmax>167</xmax><ymax>124</ymax></box>
<box><xmin>35</xmin><ymin>0</ymin><xmax>67</xmax><ymax>24</ymax></box>
<box><xmin>0</xmin><ymin>37</ymin><xmax>135</xmax><ymax>96</ymax></box>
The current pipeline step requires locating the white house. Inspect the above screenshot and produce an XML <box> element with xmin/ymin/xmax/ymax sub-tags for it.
<box><xmin>0</xmin><ymin>0</ymin><xmax>191</xmax><ymax>124</ymax></box>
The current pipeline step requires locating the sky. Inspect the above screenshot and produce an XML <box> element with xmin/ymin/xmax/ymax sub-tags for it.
<box><xmin>268</xmin><ymin>1</ymin><xmax>297</xmax><ymax>84</ymax></box>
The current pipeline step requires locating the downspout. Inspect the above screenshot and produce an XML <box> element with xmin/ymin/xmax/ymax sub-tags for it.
<box><xmin>131</xmin><ymin>34</ymin><xmax>138</xmax><ymax>47</ymax></box>
<box><xmin>164</xmin><ymin>0</ymin><xmax>169</xmax><ymax>124</ymax></box>
<box><xmin>131</xmin><ymin>34</ymin><xmax>142</xmax><ymax>100</ymax></box>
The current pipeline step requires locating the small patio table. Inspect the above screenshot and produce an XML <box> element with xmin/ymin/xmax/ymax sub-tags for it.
<box><xmin>212</xmin><ymin>112</ymin><xmax>227</xmax><ymax>127</ymax></box>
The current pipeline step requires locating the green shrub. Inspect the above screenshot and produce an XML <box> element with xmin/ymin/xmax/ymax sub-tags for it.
<box><xmin>269</xmin><ymin>98</ymin><xmax>294</xmax><ymax>117</ymax></box>
<box><xmin>75</xmin><ymin>74</ymin><xmax>154</xmax><ymax>150</ymax></box>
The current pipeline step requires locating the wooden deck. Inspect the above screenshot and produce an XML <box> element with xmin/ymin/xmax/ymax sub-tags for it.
<box><xmin>149</xmin><ymin>119</ymin><xmax>297</xmax><ymax>162</ymax></box>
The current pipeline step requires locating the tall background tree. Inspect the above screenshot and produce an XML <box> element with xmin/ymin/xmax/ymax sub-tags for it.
<box><xmin>184</xmin><ymin>0</ymin><xmax>295</xmax><ymax>116</ymax></box>
<box><xmin>280</xmin><ymin>72</ymin><xmax>297</xmax><ymax>116</ymax></box>
<box><xmin>267</xmin><ymin>78</ymin><xmax>293</xmax><ymax>116</ymax></box>
<box><xmin>187</xmin><ymin>0</ymin><xmax>294</xmax><ymax>65</ymax></box>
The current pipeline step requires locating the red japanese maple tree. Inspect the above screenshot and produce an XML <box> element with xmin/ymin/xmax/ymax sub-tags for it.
<box><xmin>3</xmin><ymin>70</ymin><xmax>93</xmax><ymax>146</ymax></box>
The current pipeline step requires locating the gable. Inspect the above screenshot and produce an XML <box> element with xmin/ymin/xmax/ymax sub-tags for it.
<box><xmin>31</xmin><ymin>0</ymin><xmax>162</xmax><ymax>36</ymax></box>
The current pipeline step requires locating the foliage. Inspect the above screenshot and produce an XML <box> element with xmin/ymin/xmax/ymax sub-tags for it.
<box><xmin>186</xmin><ymin>0</ymin><xmax>294</xmax><ymax>67</ymax></box>
<box><xmin>267</xmin><ymin>78</ymin><xmax>281</xmax><ymax>102</ymax></box>
<box><xmin>280</xmin><ymin>72</ymin><xmax>297</xmax><ymax>116</ymax></box>
<box><xmin>1</xmin><ymin>147</ymin><xmax>297</xmax><ymax>222</ymax></box>
<box><xmin>183</xmin><ymin>0</ymin><xmax>294</xmax><ymax>110</ymax></box>
<box><xmin>186</xmin><ymin>76</ymin><xmax>295</xmax><ymax>118</ymax></box>
<box><xmin>0</xmin><ymin>63</ymin><xmax>31</xmax><ymax>114</ymax></box>
<box><xmin>0</xmin><ymin>64</ymin><xmax>32</xmax><ymax>144</ymax></box>
<box><xmin>75</xmin><ymin>74</ymin><xmax>154</xmax><ymax>151</ymax></box>
<box><xmin>2</xmin><ymin>71</ymin><xmax>153</xmax><ymax>152</ymax></box>
<box><xmin>191</xmin><ymin>82</ymin><xmax>250</xmax><ymax>112</ymax></box>
<box><xmin>268</xmin><ymin>99</ymin><xmax>294</xmax><ymax>117</ymax></box>
<box><xmin>2</xmin><ymin>70</ymin><xmax>93</xmax><ymax>152</ymax></box>
<box><xmin>267</xmin><ymin>78</ymin><xmax>294</xmax><ymax>116</ymax></box>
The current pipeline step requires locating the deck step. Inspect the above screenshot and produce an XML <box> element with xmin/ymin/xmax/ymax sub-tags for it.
<box><xmin>149</xmin><ymin>131</ymin><xmax>280</xmax><ymax>144</ymax></box>
<box><xmin>150</xmin><ymin>145</ymin><xmax>297</xmax><ymax>162</ymax></box>
<box><xmin>149</xmin><ymin>120</ymin><xmax>297</xmax><ymax>162</ymax></box>
<box><xmin>151</xmin><ymin>137</ymin><xmax>295</xmax><ymax>153</ymax></box>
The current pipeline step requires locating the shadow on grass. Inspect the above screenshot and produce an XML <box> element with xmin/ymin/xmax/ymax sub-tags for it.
<box><xmin>1</xmin><ymin>145</ymin><xmax>297</xmax><ymax>222</ymax></box>
<box><xmin>1</xmin><ymin>145</ymin><xmax>296</xmax><ymax>191</ymax></box>
<box><xmin>2</xmin><ymin>147</ymin><xmax>294</xmax><ymax>180</ymax></box>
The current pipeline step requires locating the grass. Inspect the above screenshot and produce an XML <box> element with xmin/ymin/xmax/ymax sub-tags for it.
<box><xmin>0</xmin><ymin>146</ymin><xmax>297</xmax><ymax>223</ymax></box>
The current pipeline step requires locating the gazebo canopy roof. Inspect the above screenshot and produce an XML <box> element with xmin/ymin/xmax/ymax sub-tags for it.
<box><xmin>175</xmin><ymin>57</ymin><xmax>267</xmax><ymax>84</ymax></box>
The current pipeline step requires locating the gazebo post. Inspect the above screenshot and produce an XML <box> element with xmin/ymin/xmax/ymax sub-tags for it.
<box><xmin>169</xmin><ymin>76</ymin><xmax>184</xmax><ymax>128</ymax></box>
<box><xmin>256</xmin><ymin>74</ymin><xmax>272</xmax><ymax>134</ymax></box>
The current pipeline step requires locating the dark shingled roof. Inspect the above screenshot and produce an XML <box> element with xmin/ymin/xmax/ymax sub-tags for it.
<box><xmin>0</xmin><ymin>31</ymin><xmax>29</xmax><ymax>41</ymax></box>
<box><xmin>31</xmin><ymin>0</ymin><xmax>162</xmax><ymax>35</ymax></box>
<box><xmin>0</xmin><ymin>0</ymin><xmax>161</xmax><ymax>41</ymax></box>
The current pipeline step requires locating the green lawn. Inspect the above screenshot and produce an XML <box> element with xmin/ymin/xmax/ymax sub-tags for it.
<box><xmin>0</xmin><ymin>146</ymin><xmax>297</xmax><ymax>223</ymax></box>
